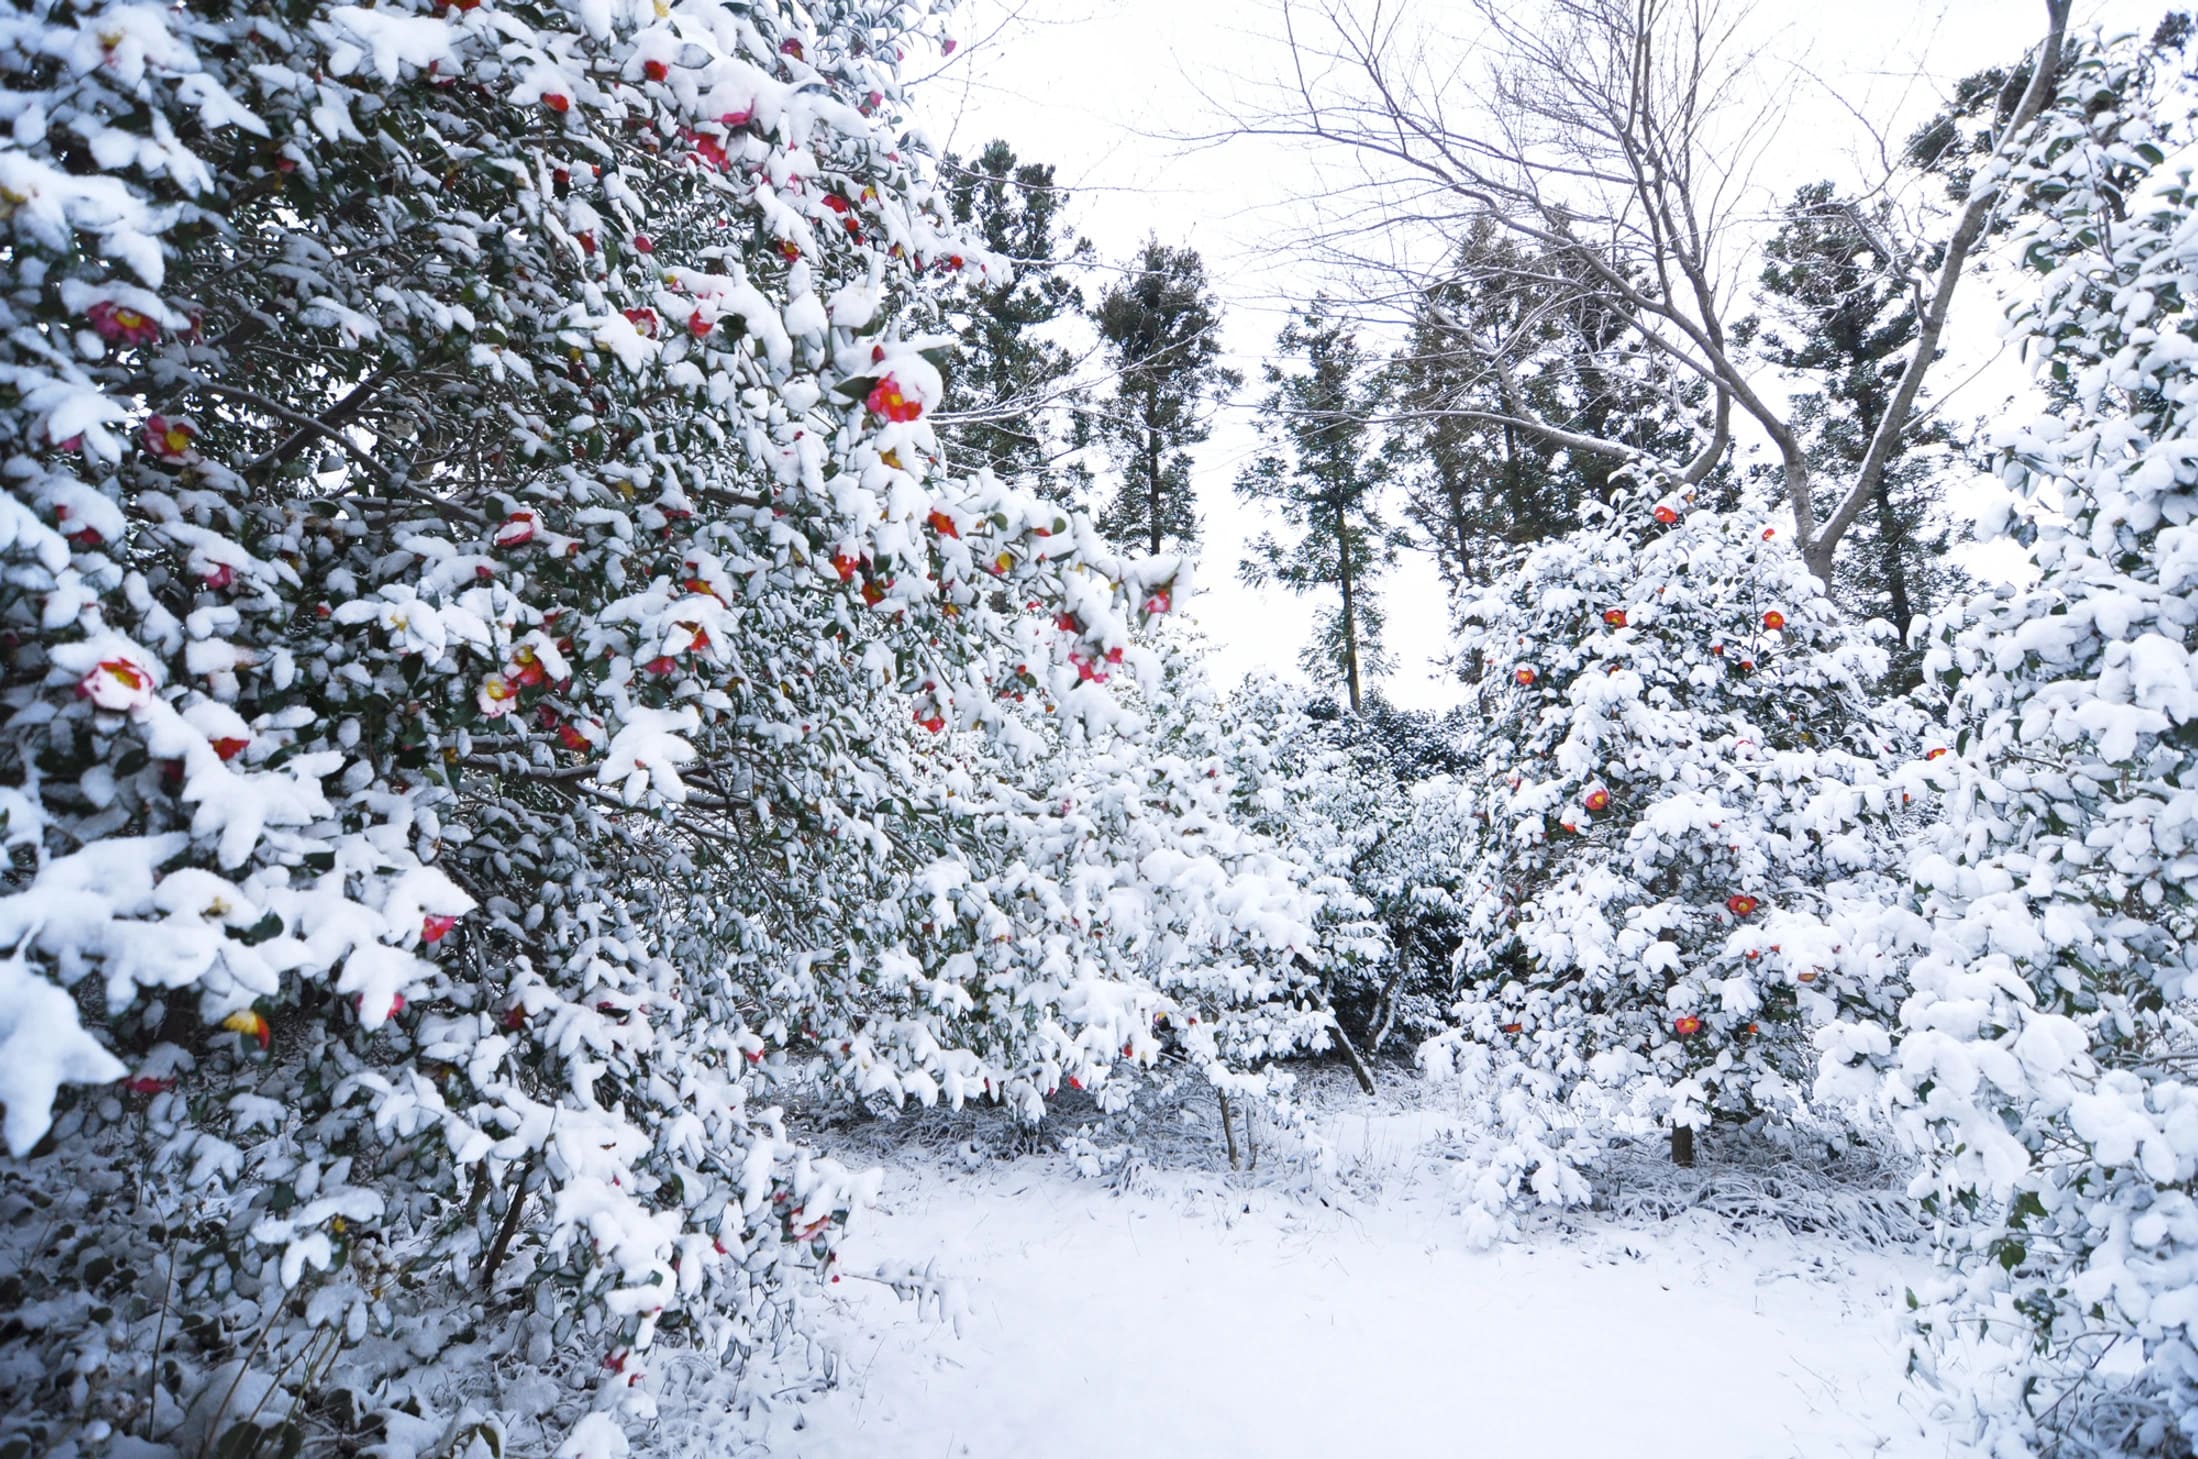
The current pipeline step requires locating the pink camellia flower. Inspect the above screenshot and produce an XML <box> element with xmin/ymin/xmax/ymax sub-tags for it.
<box><xmin>633</xmin><ymin>233</ymin><xmax>654</xmax><ymax>253</ymax></box>
<box><xmin>942</xmin><ymin>36</ymin><xmax>958</xmax><ymax>54</ymax></box>
<box><xmin>143</xmin><ymin>415</ymin><xmax>195</xmax><ymax>458</ymax></box>
<box><xmin>88</xmin><ymin>300</ymin><xmax>160</xmax><ymax>345</ymax></box>
<box><xmin>77</xmin><ymin>657</ymin><xmax>153</xmax><ymax>711</ymax></box>
<box><xmin>422</xmin><ymin>914</ymin><xmax>458</xmax><ymax>944</ymax></box>
<box><xmin>123</xmin><ymin>1075</ymin><xmax>175</xmax><ymax>1095</ymax></box>
<box><xmin>780</xmin><ymin>37</ymin><xmax>803</xmax><ymax>59</ymax></box>
<box><xmin>203</xmin><ymin>563</ymin><xmax>235</xmax><ymax>590</ymax></box>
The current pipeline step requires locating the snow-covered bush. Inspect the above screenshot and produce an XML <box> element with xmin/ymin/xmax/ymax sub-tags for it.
<box><xmin>1423</xmin><ymin>474</ymin><xmax>1909</xmax><ymax>1228</ymax></box>
<box><xmin>1818</xmin><ymin>24</ymin><xmax>2198</xmax><ymax>1454</ymax></box>
<box><xmin>0</xmin><ymin>3</ymin><xmax>1178</xmax><ymax>1454</ymax></box>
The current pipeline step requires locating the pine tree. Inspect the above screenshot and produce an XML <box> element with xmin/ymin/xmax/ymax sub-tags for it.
<box><xmin>1237</xmin><ymin>304</ymin><xmax>1396</xmax><ymax>712</ymax></box>
<box><xmin>937</xmin><ymin>139</ymin><xmax>1089</xmax><ymax>493</ymax></box>
<box><xmin>1093</xmin><ymin>240</ymin><xmax>1241</xmax><ymax>555</ymax></box>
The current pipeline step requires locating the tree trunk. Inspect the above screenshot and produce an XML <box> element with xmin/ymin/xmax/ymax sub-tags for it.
<box><xmin>1337</xmin><ymin>504</ymin><xmax>1362</xmax><ymax>714</ymax></box>
<box><xmin>1670</xmin><ymin>1124</ymin><xmax>1695</xmax><ymax>1168</ymax></box>
<box><xmin>1217</xmin><ymin>1090</ymin><xmax>1240</xmax><ymax>1170</ymax></box>
<box><xmin>1144</xmin><ymin>419</ymin><xmax>1163</xmax><ymax>558</ymax></box>
<box><xmin>1873</xmin><ymin>471</ymin><xmax>1915</xmax><ymax>644</ymax></box>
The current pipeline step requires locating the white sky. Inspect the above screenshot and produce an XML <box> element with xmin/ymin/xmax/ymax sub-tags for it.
<box><xmin>911</xmin><ymin>0</ymin><xmax>2166</xmax><ymax>709</ymax></box>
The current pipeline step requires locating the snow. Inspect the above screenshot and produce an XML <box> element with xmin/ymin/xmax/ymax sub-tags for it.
<box><xmin>769</xmin><ymin>1095</ymin><xmax>1976</xmax><ymax>1459</ymax></box>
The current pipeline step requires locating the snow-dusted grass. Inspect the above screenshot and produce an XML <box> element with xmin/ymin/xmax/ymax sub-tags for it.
<box><xmin>760</xmin><ymin>1074</ymin><xmax>1977</xmax><ymax>1459</ymax></box>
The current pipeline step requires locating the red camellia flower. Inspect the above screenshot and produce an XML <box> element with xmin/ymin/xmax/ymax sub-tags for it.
<box><xmin>914</xmin><ymin>709</ymin><xmax>945</xmax><ymax>733</ymax></box>
<box><xmin>1925</xmin><ymin>746</ymin><xmax>1948</xmax><ymax>761</ymax></box>
<box><xmin>1762</xmin><ymin>527</ymin><xmax>1775</xmax><ymax>540</ymax></box>
<box><xmin>422</xmin><ymin>914</ymin><xmax>458</xmax><ymax>944</ymax></box>
<box><xmin>357</xmin><ymin>992</ymin><xmax>405</xmax><ymax>1019</ymax></box>
<box><xmin>830</xmin><ymin>552</ymin><xmax>858</xmax><ymax>582</ymax></box>
<box><xmin>1673</xmin><ymin>1016</ymin><xmax>1702</xmax><ymax>1036</ymax></box>
<box><xmin>777</xmin><ymin>239</ymin><xmax>801</xmax><ymax>262</ymax></box>
<box><xmin>494</xmin><ymin>511</ymin><xmax>537</xmax><ymax>548</ymax></box>
<box><xmin>212</xmin><ymin>736</ymin><xmax>249</xmax><ymax>762</ymax></box>
<box><xmin>927</xmin><ymin>508</ymin><xmax>958</xmax><ymax>538</ymax></box>
<box><xmin>1583</xmin><ymin>788</ymin><xmax>1610</xmax><ymax>813</ymax></box>
<box><xmin>543</xmin><ymin>92</ymin><xmax>570</xmax><ymax>113</ymax></box>
<box><xmin>861</xmin><ymin>581</ymin><xmax>886</xmax><ymax>606</ymax></box>
<box><xmin>1762</xmin><ymin>610</ymin><xmax>1786</xmax><ymax>631</ymax></box>
<box><xmin>1501</xmin><ymin>1022</ymin><xmax>1522</xmax><ymax>1035</ymax></box>
<box><xmin>559</xmin><ymin>721</ymin><xmax>591</xmax><ymax>753</ymax></box>
<box><xmin>1514</xmin><ymin>666</ymin><xmax>1536</xmax><ymax>686</ymax></box>
<box><xmin>643</xmin><ymin>59</ymin><xmax>668</xmax><ymax>81</ymax></box>
<box><xmin>78</xmin><ymin>657</ymin><xmax>152</xmax><ymax>710</ymax></box>
<box><xmin>645</xmin><ymin>655</ymin><xmax>679</xmax><ymax>676</ymax></box>
<box><xmin>123</xmin><ymin>1075</ymin><xmax>175</xmax><ymax>1096</ymax></box>
<box><xmin>143</xmin><ymin>415</ymin><xmax>195</xmax><ymax>458</ymax></box>
<box><xmin>688</xmin><ymin>310</ymin><xmax>713</xmax><ymax>338</ymax></box>
<box><xmin>1652</xmin><ymin>504</ymin><xmax>1678</xmax><ymax>525</ymax></box>
<box><xmin>866</xmin><ymin>375</ymin><xmax>923</xmax><ymax>423</ymax></box>
<box><xmin>88</xmin><ymin>300</ymin><xmax>159</xmax><ymax>345</ymax></box>
<box><xmin>780</xmin><ymin>37</ymin><xmax>803</xmax><ymax>58</ymax></box>
<box><xmin>1726</xmin><ymin>893</ymin><xmax>1759</xmax><ymax>917</ymax></box>
<box><xmin>1602</xmin><ymin>608</ymin><xmax>1627</xmax><ymax>628</ymax></box>
<box><xmin>203</xmin><ymin>563</ymin><xmax>235</xmax><ymax>591</ymax></box>
<box><xmin>1143</xmin><ymin>589</ymin><xmax>1172</xmax><ymax>616</ymax></box>
<box><xmin>632</xmin><ymin>233</ymin><xmax>654</xmax><ymax>253</ymax></box>
<box><xmin>822</xmin><ymin>193</ymin><xmax>850</xmax><ymax>214</ymax></box>
<box><xmin>223</xmin><ymin>1009</ymin><xmax>272</xmax><ymax>1051</ymax></box>
<box><xmin>623</xmin><ymin>308</ymin><xmax>659</xmax><ymax>337</ymax></box>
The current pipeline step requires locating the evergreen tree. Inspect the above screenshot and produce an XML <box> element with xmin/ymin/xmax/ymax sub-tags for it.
<box><xmin>938</xmin><ymin>139</ymin><xmax>1089</xmax><ymax>493</ymax></box>
<box><xmin>1237</xmin><ymin>304</ymin><xmax>1396</xmax><ymax>712</ymax></box>
<box><xmin>1425</xmin><ymin>472</ymin><xmax>1907</xmax><ymax>1222</ymax></box>
<box><xmin>1093</xmin><ymin>240</ymin><xmax>1240</xmax><ymax>555</ymax></box>
<box><xmin>1384</xmin><ymin>227</ymin><xmax>1717</xmax><ymax>594</ymax></box>
<box><xmin>1758</xmin><ymin>182</ymin><xmax>1959</xmax><ymax>680</ymax></box>
<box><xmin>1821</xmin><ymin>23</ymin><xmax>2198</xmax><ymax>1451</ymax></box>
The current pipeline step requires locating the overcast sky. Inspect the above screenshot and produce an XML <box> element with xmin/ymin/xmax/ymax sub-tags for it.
<box><xmin>910</xmin><ymin>0</ymin><xmax>2166</xmax><ymax>709</ymax></box>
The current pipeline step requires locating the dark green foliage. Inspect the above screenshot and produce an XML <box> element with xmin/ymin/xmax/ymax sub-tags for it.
<box><xmin>1237</xmin><ymin>304</ymin><xmax>1397</xmax><ymax>712</ymax></box>
<box><xmin>938</xmin><ymin>140</ymin><xmax>1089</xmax><ymax>494</ymax></box>
<box><xmin>1092</xmin><ymin>239</ymin><xmax>1241</xmax><ymax>555</ymax></box>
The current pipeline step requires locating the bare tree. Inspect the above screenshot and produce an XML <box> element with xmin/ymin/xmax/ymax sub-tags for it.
<box><xmin>1219</xmin><ymin>0</ymin><xmax>2072</xmax><ymax>585</ymax></box>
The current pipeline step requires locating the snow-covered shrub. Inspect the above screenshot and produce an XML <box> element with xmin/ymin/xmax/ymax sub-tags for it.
<box><xmin>1422</xmin><ymin>474</ymin><xmax>1908</xmax><ymax>1228</ymax></box>
<box><xmin>0</xmin><ymin>3</ymin><xmax>1176</xmax><ymax>1454</ymax></box>
<box><xmin>1818</xmin><ymin>24</ymin><xmax>2198</xmax><ymax>1454</ymax></box>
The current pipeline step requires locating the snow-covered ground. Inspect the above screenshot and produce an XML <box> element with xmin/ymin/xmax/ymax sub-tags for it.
<box><xmin>764</xmin><ymin>1089</ymin><xmax>1977</xmax><ymax>1459</ymax></box>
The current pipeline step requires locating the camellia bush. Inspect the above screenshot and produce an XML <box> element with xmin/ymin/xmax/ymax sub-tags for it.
<box><xmin>0</xmin><ymin>2</ymin><xmax>1186</xmax><ymax>1456</ymax></box>
<box><xmin>1422</xmin><ymin>473</ymin><xmax>1911</xmax><ymax>1233</ymax></box>
<box><xmin>1818</xmin><ymin>22</ymin><xmax>2198</xmax><ymax>1455</ymax></box>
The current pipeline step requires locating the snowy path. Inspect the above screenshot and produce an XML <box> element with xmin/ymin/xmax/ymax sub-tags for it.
<box><xmin>764</xmin><ymin>1111</ymin><xmax>1975</xmax><ymax>1459</ymax></box>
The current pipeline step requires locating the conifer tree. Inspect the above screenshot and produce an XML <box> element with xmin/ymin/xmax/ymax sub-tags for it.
<box><xmin>938</xmin><ymin>139</ymin><xmax>1088</xmax><ymax>493</ymax></box>
<box><xmin>1237</xmin><ymin>305</ymin><xmax>1395</xmax><ymax>712</ymax></box>
<box><xmin>1093</xmin><ymin>240</ymin><xmax>1240</xmax><ymax>555</ymax></box>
